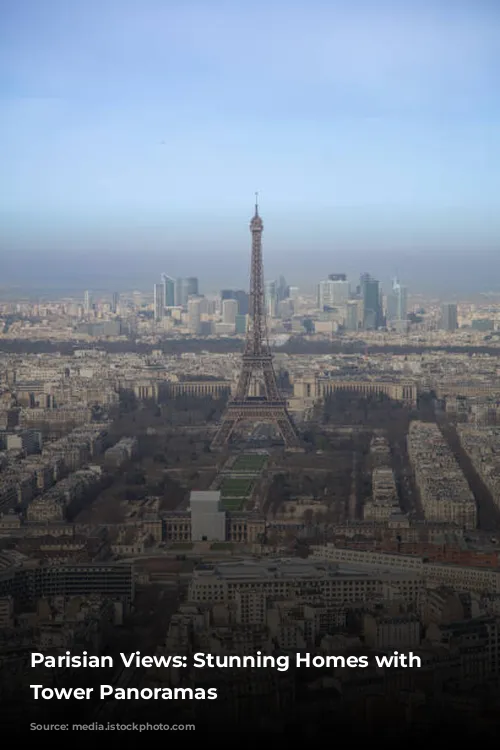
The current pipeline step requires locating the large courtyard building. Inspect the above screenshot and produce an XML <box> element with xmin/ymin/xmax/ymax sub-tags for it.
<box><xmin>163</xmin><ymin>491</ymin><xmax>265</xmax><ymax>543</ymax></box>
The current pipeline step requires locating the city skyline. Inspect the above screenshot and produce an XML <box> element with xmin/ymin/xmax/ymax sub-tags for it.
<box><xmin>1</xmin><ymin>0</ymin><xmax>500</xmax><ymax>295</ymax></box>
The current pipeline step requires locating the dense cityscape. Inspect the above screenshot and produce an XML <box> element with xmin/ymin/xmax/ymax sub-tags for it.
<box><xmin>2</xmin><ymin>199</ymin><xmax>500</xmax><ymax>735</ymax></box>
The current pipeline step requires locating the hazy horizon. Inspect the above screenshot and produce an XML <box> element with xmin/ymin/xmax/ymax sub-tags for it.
<box><xmin>2</xmin><ymin>248</ymin><xmax>500</xmax><ymax>300</ymax></box>
<box><xmin>1</xmin><ymin>0</ymin><xmax>500</xmax><ymax>295</ymax></box>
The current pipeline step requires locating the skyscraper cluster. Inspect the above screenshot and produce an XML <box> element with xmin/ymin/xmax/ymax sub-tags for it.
<box><xmin>151</xmin><ymin>273</ymin><xmax>252</xmax><ymax>335</ymax></box>
<box><xmin>316</xmin><ymin>273</ymin><xmax>409</xmax><ymax>332</ymax></box>
<box><xmin>153</xmin><ymin>274</ymin><xmax>200</xmax><ymax>321</ymax></box>
<box><xmin>83</xmin><ymin>289</ymin><xmax>120</xmax><ymax>318</ymax></box>
<box><xmin>264</xmin><ymin>275</ymin><xmax>290</xmax><ymax>319</ymax></box>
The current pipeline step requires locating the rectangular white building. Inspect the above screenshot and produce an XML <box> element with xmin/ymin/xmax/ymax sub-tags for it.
<box><xmin>190</xmin><ymin>490</ymin><xmax>226</xmax><ymax>542</ymax></box>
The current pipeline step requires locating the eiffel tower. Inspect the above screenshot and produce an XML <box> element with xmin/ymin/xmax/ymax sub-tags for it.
<box><xmin>211</xmin><ymin>196</ymin><xmax>300</xmax><ymax>449</ymax></box>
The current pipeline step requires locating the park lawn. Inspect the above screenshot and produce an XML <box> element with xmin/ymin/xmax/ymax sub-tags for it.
<box><xmin>221</xmin><ymin>498</ymin><xmax>246</xmax><ymax>511</ymax></box>
<box><xmin>211</xmin><ymin>542</ymin><xmax>234</xmax><ymax>550</ymax></box>
<box><xmin>169</xmin><ymin>543</ymin><xmax>194</xmax><ymax>550</ymax></box>
<box><xmin>220</xmin><ymin>477</ymin><xmax>254</xmax><ymax>497</ymax></box>
<box><xmin>232</xmin><ymin>454</ymin><xmax>267</xmax><ymax>472</ymax></box>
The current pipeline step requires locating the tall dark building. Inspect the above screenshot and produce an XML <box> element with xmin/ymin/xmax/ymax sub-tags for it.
<box><xmin>175</xmin><ymin>277</ymin><xmax>199</xmax><ymax>306</ymax></box>
<box><xmin>161</xmin><ymin>274</ymin><xmax>175</xmax><ymax>306</ymax></box>
<box><xmin>185</xmin><ymin>277</ymin><xmax>199</xmax><ymax>298</ymax></box>
<box><xmin>264</xmin><ymin>280</ymin><xmax>278</xmax><ymax>318</ymax></box>
<box><xmin>277</xmin><ymin>275</ymin><xmax>289</xmax><ymax>302</ymax></box>
<box><xmin>174</xmin><ymin>278</ymin><xmax>184</xmax><ymax>307</ymax></box>
<box><xmin>440</xmin><ymin>302</ymin><xmax>458</xmax><ymax>331</ymax></box>
<box><xmin>387</xmin><ymin>278</ymin><xmax>408</xmax><ymax>324</ymax></box>
<box><xmin>361</xmin><ymin>273</ymin><xmax>382</xmax><ymax>330</ymax></box>
<box><xmin>111</xmin><ymin>292</ymin><xmax>119</xmax><ymax>313</ymax></box>
<box><xmin>221</xmin><ymin>289</ymin><xmax>249</xmax><ymax>315</ymax></box>
<box><xmin>234</xmin><ymin>290</ymin><xmax>249</xmax><ymax>315</ymax></box>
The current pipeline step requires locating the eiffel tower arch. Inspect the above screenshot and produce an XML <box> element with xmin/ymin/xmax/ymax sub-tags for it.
<box><xmin>211</xmin><ymin>196</ymin><xmax>300</xmax><ymax>450</ymax></box>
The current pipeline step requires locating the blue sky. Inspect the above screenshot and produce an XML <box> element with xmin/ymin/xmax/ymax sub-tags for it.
<box><xmin>1</xmin><ymin>0</ymin><xmax>500</xmax><ymax>289</ymax></box>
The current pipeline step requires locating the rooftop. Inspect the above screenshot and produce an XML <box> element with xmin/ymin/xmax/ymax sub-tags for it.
<box><xmin>192</xmin><ymin>558</ymin><xmax>421</xmax><ymax>582</ymax></box>
<box><xmin>189</xmin><ymin>490</ymin><xmax>221</xmax><ymax>503</ymax></box>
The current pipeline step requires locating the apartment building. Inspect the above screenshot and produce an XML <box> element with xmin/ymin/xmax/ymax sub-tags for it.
<box><xmin>311</xmin><ymin>544</ymin><xmax>424</xmax><ymax>571</ymax></box>
<box><xmin>104</xmin><ymin>436</ymin><xmax>138</xmax><ymax>467</ymax></box>
<box><xmin>363</xmin><ymin>613</ymin><xmax>421</xmax><ymax>650</ymax></box>
<box><xmin>363</xmin><ymin>465</ymin><xmax>400</xmax><ymax>522</ymax></box>
<box><xmin>0</xmin><ymin>553</ymin><xmax>135</xmax><ymax>608</ymax></box>
<box><xmin>188</xmin><ymin>558</ymin><xmax>422</xmax><ymax>606</ymax></box>
<box><xmin>26</xmin><ymin>468</ymin><xmax>102</xmax><ymax>522</ymax></box>
<box><xmin>408</xmin><ymin>421</ymin><xmax>476</xmax><ymax>528</ymax></box>
<box><xmin>312</xmin><ymin>544</ymin><xmax>500</xmax><ymax>594</ymax></box>
<box><xmin>457</xmin><ymin>425</ymin><xmax>500</xmax><ymax>508</ymax></box>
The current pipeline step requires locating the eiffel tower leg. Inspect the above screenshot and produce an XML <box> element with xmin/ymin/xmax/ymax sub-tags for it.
<box><xmin>261</xmin><ymin>360</ymin><xmax>280</xmax><ymax>400</ymax></box>
<box><xmin>234</xmin><ymin>369</ymin><xmax>252</xmax><ymax>401</ymax></box>
<box><xmin>211</xmin><ymin>416</ymin><xmax>239</xmax><ymax>448</ymax></box>
<box><xmin>276</xmin><ymin>415</ymin><xmax>300</xmax><ymax>447</ymax></box>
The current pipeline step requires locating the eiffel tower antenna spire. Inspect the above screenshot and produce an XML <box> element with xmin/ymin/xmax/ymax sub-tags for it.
<box><xmin>211</xmin><ymin>198</ymin><xmax>300</xmax><ymax>449</ymax></box>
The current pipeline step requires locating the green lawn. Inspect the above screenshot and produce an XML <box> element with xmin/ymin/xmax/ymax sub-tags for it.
<box><xmin>232</xmin><ymin>454</ymin><xmax>267</xmax><ymax>473</ymax></box>
<box><xmin>211</xmin><ymin>542</ymin><xmax>234</xmax><ymax>550</ymax></box>
<box><xmin>220</xmin><ymin>477</ymin><xmax>254</xmax><ymax>497</ymax></box>
<box><xmin>169</xmin><ymin>543</ymin><xmax>194</xmax><ymax>550</ymax></box>
<box><xmin>221</xmin><ymin>497</ymin><xmax>246</xmax><ymax>511</ymax></box>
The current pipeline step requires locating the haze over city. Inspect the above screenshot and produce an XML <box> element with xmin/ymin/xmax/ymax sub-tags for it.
<box><xmin>1</xmin><ymin>0</ymin><xmax>500</xmax><ymax>293</ymax></box>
